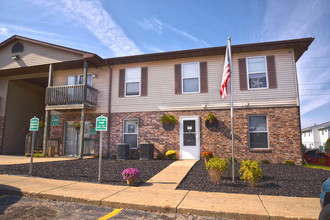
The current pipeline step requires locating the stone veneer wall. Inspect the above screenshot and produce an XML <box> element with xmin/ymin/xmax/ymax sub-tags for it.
<box><xmin>0</xmin><ymin>116</ymin><xmax>5</xmax><ymax>154</ymax></box>
<box><xmin>49</xmin><ymin>111</ymin><xmax>109</xmax><ymax>157</ymax></box>
<box><xmin>109</xmin><ymin>106</ymin><xmax>302</xmax><ymax>164</ymax></box>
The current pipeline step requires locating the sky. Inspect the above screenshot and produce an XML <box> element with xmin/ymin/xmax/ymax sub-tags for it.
<box><xmin>0</xmin><ymin>0</ymin><xmax>329</xmax><ymax>128</ymax></box>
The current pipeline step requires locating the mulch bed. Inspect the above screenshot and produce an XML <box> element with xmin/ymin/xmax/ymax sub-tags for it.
<box><xmin>177</xmin><ymin>160</ymin><xmax>330</xmax><ymax>198</ymax></box>
<box><xmin>0</xmin><ymin>159</ymin><xmax>173</xmax><ymax>186</ymax></box>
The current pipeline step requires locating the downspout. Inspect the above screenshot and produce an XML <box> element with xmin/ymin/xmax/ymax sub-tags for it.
<box><xmin>106</xmin><ymin>63</ymin><xmax>112</xmax><ymax>158</ymax></box>
<box><xmin>291</xmin><ymin>49</ymin><xmax>303</xmax><ymax>160</ymax></box>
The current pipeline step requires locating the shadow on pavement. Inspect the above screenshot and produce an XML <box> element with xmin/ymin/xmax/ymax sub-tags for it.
<box><xmin>0</xmin><ymin>185</ymin><xmax>22</xmax><ymax>215</ymax></box>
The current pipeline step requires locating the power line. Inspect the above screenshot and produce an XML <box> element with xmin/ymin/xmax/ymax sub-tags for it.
<box><xmin>300</xmin><ymin>88</ymin><xmax>330</xmax><ymax>90</ymax></box>
<box><xmin>300</xmin><ymin>94</ymin><xmax>330</xmax><ymax>96</ymax></box>
<box><xmin>300</xmin><ymin>82</ymin><xmax>330</xmax><ymax>85</ymax></box>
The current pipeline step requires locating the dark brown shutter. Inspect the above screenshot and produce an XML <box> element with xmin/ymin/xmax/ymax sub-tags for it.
<box><xmin>119</xmin><ymin>69</ymin><xmax>125</xmax><ymax>97</ymax></box>
<box><xmin>200</xmin><ymin>62</ymin><xmax>208</xmax><ymax>93</ymax></box>
<box><xmin>141</xmin><ymin>67</ymin><xmax>148</xmax><ymax>96</ymax></box>
<box><xmin>267</xmin><ymin>56</ymin><xmax>277</xmax><ymax>89</ymax></box>
<box><xmin>174</xmin><ymin>64</ymin><xmax>182</xmax><ymax>94</ymax></box>
<box><xmin>238</xmin><ymin>58</ymin><xmax>248</xmax><ymax>90</ymax></box>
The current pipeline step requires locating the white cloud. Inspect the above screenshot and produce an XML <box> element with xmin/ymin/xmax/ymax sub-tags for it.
<box><xmin>0</xmin><ymin>27</ymin><xmax>8</xmax><ymax>35</ymax></box>
<box><xmin>136</xmin><ymin>18</ymin><xmax>163</xmax><ymax>34</ymax></box>
<box><xmin>136</xmin><ymin>17</ymin><xmax>210</xmax><ymax>47</ymax></box>
<box><xmin>30</xmin><ymin>0</ymin><xmax>141</xmax><ymax>57</ymax></box>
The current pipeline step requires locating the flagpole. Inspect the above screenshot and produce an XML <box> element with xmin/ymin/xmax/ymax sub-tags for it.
<box><xmin>228</xmin><ymin>37</ymin><xmax>235</xmax><ymax>183</ymax></box>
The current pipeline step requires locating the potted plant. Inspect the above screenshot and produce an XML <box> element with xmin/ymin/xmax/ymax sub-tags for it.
<box><xmin>161</xmin><ymin>114</ymin><xmax>177</xmax><ymax>125</ymax></box>
<box><xmin>122</xmin><ymin>168</ymin><xmax>141</xmax><ymax>185</ymax></box>
<box><xmin>71</xmin><ymin>120</ymin><xmax>81</xmax><ymax>130</ymax></box>
<box><xmin>201</xmin><ymin>151</ymin><xmax>213</xmax><ymax>163</ymax></box>
<box><xmin>205</xmin><ymin>113</ymin><xmax>217</xmax><ymax>124</ymax></box>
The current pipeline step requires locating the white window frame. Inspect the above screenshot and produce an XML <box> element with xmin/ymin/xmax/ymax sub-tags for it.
<box><xmin>248</xmin><ymin>115</ymin><xmax>269</xmax><ymax>149</ymax></box>
<box><xmin>182</xmin><ymin>62</ymin><xmax>200</xmax><ymax>94</ymax></box>
<box><xmin>125</xmin><ymin>67</ymin><xmax>141</xmax><ymax>97</ymax></box>
<box><xmin>122</xmin><ymin>118</ymin><xmax>139</xmax><ymax>149</ymax></box>
<box><xmin>246</xmin><ymin>56</ymin><xmax>268</xmax><ymax>90</ymax></box>
<box><xmin>67</xmin><ymin>74</ymin><xmax>93</xmax><ymax>86</ymax></box>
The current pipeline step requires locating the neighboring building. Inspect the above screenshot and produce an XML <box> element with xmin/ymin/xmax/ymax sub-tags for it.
<box><xmin>0</xmin><ymin>35</ymin><xmax>313</xmax><ymax>164</ymax></box>
<box><xmin>302</xmin><ymin>121</ymin><xmax>330</xmax><ymax>149</ymax></box>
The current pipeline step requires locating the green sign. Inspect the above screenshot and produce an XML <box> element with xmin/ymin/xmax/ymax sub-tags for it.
<box><xmin>51</xmin><ymin>115</ymin><xmax>60</xmax><ymax>126</ymax></box>
<box><xmin>90</xmin><ymin>127</ymin><xmax>97</xmax><ymax>135</ymax></box>
<box><xmin>96</xmin><ymin>115</ymin><xmax>108</xmax><ymax>131</ymax></box>
<box><xmin>29</xmin><ymin>117</ymin><xmax>39</xmax><ymax>131</ymax></box>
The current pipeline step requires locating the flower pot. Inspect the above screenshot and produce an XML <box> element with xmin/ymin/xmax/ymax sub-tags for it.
<box><xmin>208</xmin><ymin>169</ymin><xmax>223</xmax><ymax>185</ymax></box>
<box><xmin>127</xmin><ymin>178</ymin><xmax>136</xmax><ymax>185</ymax></box>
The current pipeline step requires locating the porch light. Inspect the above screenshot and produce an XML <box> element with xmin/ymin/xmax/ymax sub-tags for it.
<box><xmin>11</xmin><ymin>55</ymin><xmax>19</xmax><ymax>60</ymax></box>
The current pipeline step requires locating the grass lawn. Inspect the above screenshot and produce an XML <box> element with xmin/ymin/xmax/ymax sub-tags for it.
<box><xmin>303</xmin><ymin>163</ymin><xmax>330</xmax><ymax>170</ymax></box>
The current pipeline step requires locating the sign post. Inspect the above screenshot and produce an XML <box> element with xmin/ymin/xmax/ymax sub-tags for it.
<box><xmin>29</xmin><ymin>116</ymin><xmax>39</xmax><ymax>176</ymax></box>
<box><xmin>96</xmin><ymin>115</ymin><xmax>108</xmax><ymax>182</ymax></box>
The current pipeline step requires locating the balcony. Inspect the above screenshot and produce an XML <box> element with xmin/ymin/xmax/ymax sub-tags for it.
<box><xmin>45</xmin><ymin>85</ymin><xmax>98</xmax><ymax>110</ymax></box>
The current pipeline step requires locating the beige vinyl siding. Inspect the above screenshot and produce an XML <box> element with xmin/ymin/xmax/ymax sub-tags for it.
<box><xmin>0</xmin><ymin>80</ymin><xmax>8</xmax><ymax>116</ymax></box>
<box><xmin>53</xmin><ymin>66</ymin><xmax>109</xmax><ymax>113</ymax></box>
<box><xmin>0</xmin><ymin>41</ymin><xmax>82</xmax><ymax>70</ymax></box>
<box><xmin>111</xmin><ymin>49</ymin><xmax>298</xmax><ymax>113</ymax></box>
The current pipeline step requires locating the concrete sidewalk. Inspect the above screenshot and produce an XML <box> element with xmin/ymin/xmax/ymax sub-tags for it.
<box><xmin>0</xmin><ymin>159</ymin><xmax>321</xmax><ymax>219</ymax></box>
<box><xmin>0</xmin><ymin>155</ymin><xmax>77</xmax><ymax>165</ymax></box>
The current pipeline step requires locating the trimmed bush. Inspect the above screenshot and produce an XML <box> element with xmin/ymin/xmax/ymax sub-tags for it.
<box><xmin>205</xmin><ymin>157</ymin><xmax>228</xmax><ymax>185</ymax></box>
<box><xmin>285</xmin><ymin>160</ymin><xmax>295</xmax><ymax>165</ymax></box>
<box><xmin>165</xmin><ymin>150</ymin><xmax>177</xmax><ymax>160</ymax></box>
<box><xmin>239</xmin><ymin>159</ymin><xmax>263</xmax><ymax>187</ymax></box>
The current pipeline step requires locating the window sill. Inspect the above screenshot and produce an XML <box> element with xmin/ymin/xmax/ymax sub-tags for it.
<box><xmin>249</xmin><ymin>149</ymin><xmax>272</xmax><ymax>153</ymax></box>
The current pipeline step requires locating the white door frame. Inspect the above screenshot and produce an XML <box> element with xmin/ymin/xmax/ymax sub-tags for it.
<box><xmin>180</xmin><ymin>116</ymin><xmax>200</xmax><ymax>159</ymax></box>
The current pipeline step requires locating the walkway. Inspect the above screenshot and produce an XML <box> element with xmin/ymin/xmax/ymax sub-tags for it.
<box><xmin>0</xmin><ymin>159</ymin><xmax>321</xmax><ymax>219</ymax></box>
<box><xmin>0</xmin><ymin>155</ymin><xmax>77</xmax><ymax>165</ymax></box>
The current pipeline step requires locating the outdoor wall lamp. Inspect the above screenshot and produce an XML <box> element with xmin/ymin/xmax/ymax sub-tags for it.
<box><xmin>11</xmin><ymin>55</ymin><xmax>19</xmax><ymax>60</ymax></box>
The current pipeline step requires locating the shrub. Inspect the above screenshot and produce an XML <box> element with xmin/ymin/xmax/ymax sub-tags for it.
<box><xmin>301</xmin><ymin>143</ymin><xmax>307</xmax><ymax>152</ymax></box>
<box><xmin>325</xmin><ymin>137</ymin><xmax>330</xmax><ymax>150</ymax></box>
<box><xmin>165</xmin><ymin>150</ymin><xmax>177</xmax><ymax>159</ymax></box>
<box><xmin>201</xmin><ymin>151</ymin><xmax>213</xmax><ymax>160</ymax></box>
<box><xmin>261</xmin><ymin>159</ymin><xmax>270</xmax><ymax>164</ymax></box>
<box><xmin>122</xmin><ymin>168</ymin><xmax>141</xmax><ymax>180</ymax></box>
<box><xmin>239</xmin><ymin>159</ymin><xmax>262</xmax><ymax>187</ymax></box>
<box><xmin>33</xmin><ymin>153</ymin><xmax>44</xmax><ymax>158</ymax></box>
<box><xmin>285</xmin><ymin>160</ymin><xmax>295</xmax><ymax>165</ymax></box>
<box><xmin>205</xmin><ymin>113</ymin><xmax>217</xmax><ymax>123</ymax></box>
<box><xmin>205</xmin><ymin>157</ymin><xmax>228</xmax><ymax>185</ymax></box>
<box><xmin>228</xmin><ymin>156</ymin><xmax>237</xmax><ymax>163</ymax></box>
<box><xmin>161</xmin><ymin>114</ymin><xmax>177</xmax><ymax>125</ymax></box>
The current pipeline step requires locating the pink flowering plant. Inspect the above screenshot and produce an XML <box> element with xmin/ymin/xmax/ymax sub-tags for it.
<box><xmin>122</xmin><ymin>168</ymin><xmax>141</xmax><ymax>180</ymax></box>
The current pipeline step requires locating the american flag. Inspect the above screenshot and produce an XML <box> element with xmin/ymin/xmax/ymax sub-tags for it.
<box><xmin>220</xmin><ymin>40</ymin><xmax>231</xmax><ymax>99</ymax></box>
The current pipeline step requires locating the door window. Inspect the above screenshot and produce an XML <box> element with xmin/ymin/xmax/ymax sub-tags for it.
<box><xmin>123</xmin><ymin>119</ymin><xmax>138</xmax><ymax>149</ymax></box>
<box><xmin>183</xmin><ymin>120</ymin><xmax>196</xmax><ymax>146</ymax></box>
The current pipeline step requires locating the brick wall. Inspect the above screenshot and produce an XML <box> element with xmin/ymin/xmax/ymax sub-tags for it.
<box><xmin>49</xmin><ymin>111</ymin><xmax>109</xmax><ymax>157</ymax></box>
<box><xmin>109</xmin><ymin>107</ymin><xmax>302</xmax><ymax>164</ymax></box>
<box><xmin>0</xmin><ymin>116</ymin><xmax>5</xmax><ymax>154</ymax></box>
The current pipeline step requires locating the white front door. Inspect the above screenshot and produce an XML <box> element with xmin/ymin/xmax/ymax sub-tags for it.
<box><xmin>180</xmin><ymin>116</ymin><xmax>200</xmax><ymax>159</ymax></box>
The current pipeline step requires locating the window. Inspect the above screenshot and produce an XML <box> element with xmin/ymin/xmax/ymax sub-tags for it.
<box><xmin>247</xmin><ymin>57</ymin><xmax>267</xmax><ymax>89</ymax></box>
<box><xmin>67</xmin><ymin>74</ymin><xmax>92</xmax><ymax>86</ymax></box>
<box><xmin>123</xmin><ymin>119</ymin><xmax>138</xmax><ymax>149</ymax></box>
<box><xmin>12</xmin><ymin>42</ymin><xmax>24</xmax><ymax>53</ymax></box>
<box><xmin>322</xmin><ymin>130</ymin><xmax>324</xmax><ymax>136</ymax></box>
<box><xmin>125</xmin><ymin>67</ymin><xmax>141</xmax><ymax>96</ymax></box>
<box><xmin>182</xmin><ymin>62</ymin><xmax>200</xmax><ymax>93</ymax></box>
<box><xmin>248</xmin><ymin>115</ymin><xmax>268</xmax><ymax>149</ymax></box>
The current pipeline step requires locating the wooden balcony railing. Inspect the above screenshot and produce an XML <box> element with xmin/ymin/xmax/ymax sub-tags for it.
<box><xmin>45</xmin><ymin>85</ymin><xmax>98</xmax><ymax>107</ymax></box>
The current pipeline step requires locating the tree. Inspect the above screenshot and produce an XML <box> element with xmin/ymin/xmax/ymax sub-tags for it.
<box><xmin>325</xmin><ymin>137</ymin><xmax>330</xmax><ymax>150</ymax></box>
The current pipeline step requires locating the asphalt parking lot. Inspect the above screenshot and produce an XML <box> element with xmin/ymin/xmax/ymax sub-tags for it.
<box><xmin>0</xmin><ymin>193</ymin><xmax>227</xmax><ymax>220</ymax></box>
